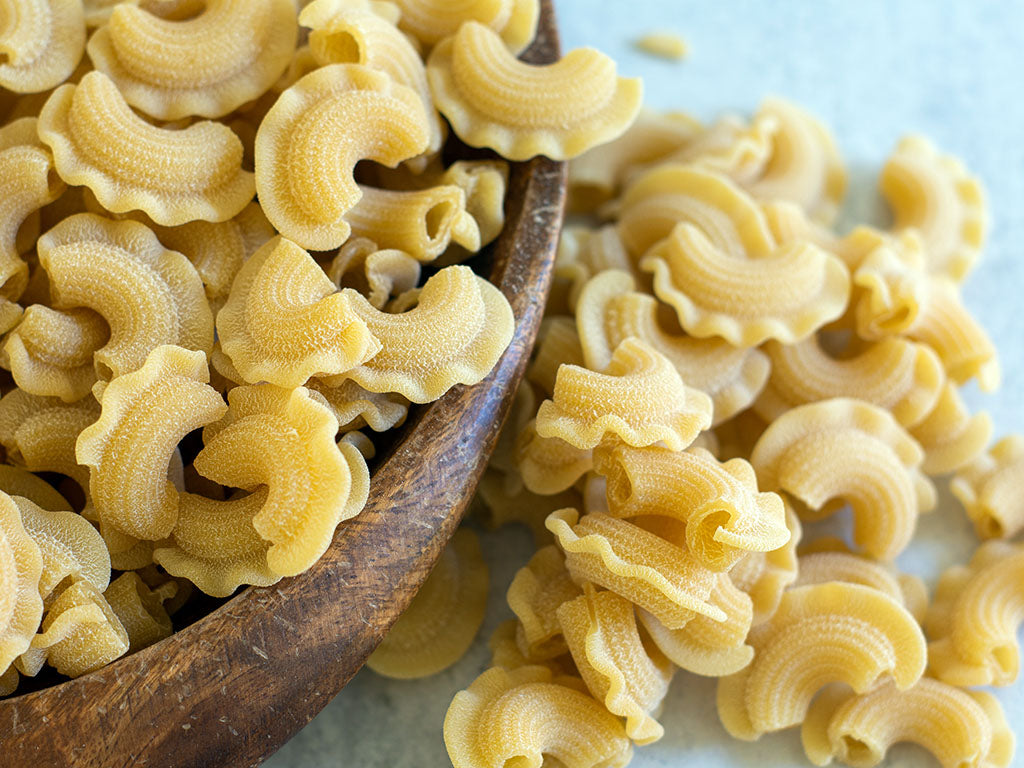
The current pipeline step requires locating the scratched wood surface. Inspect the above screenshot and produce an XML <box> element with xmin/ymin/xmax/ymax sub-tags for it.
<box><xmin>0</xmin><ymin>4</ymin><xmax>565</xmax><ymax>764</ymax></box>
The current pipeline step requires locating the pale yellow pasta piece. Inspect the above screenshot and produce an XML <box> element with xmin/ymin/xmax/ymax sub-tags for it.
<box><xmin>5</xmin><ymin>306</ymin><xmax>108</xmax><ymax>402</ymax></box>
<box><xmin>0</xmin><ymin>663</ymin><xmax>18</xmax><ymax>695</ymax></box>
<box><xmin>155</xmin><ymin>385</ymin><xmax>368</xmax><ymax>593</ymax></box>
<box><xmin>910</xmin><ymin>381</ymin><xmax>992</xmax><ymax>475</ymax></box>
<box><xmin>337</xmin><ymin>429</ymin><xmax>374</xmax><ymax>460</ymax></box>
<box><xmin>444</xmin><ymin>664</ymin><xmax>633</xmax><ymax>768</ymax></box>
<box><xmin>554</xmin><ymin>225</ymin><xmax>637</xmax><ymax>314</ymax></box>
<box><xmin>715</xmin><ymin>582</ymin><xmax>926</xmax><ymax>740</ymax></box>
<box><xmin>633</xmin><ymin>33</ymin><xmax>687</xmax><ymax>61</ymax></box>
<box><xmin>338</xmin><ymin>265</ymin><xmax>514</xmax><ymax>403</ymax></box>
<box><xmin>661</xmin><ymin>112</ymin><xmax>777</xmax><ymax>188</ymax></box>
<box><xmin>487</xmin><ymin>619</ymin><xmax>576</xmax><ymax>675</ymax></box>
<box><xmin>307</xmin><ymin>377</ymin><xmax>407</xmax><ymax>433</ymax></box>
<box><xmin>427</xmin><ymin>22</ymin><xmax>641</xmax><ymax>161</ymax></box>
<box><xmin>25</xmin><ymin>578</ymin><xmax>127</xmax><ymax>677</ymax></box>
<box><xmin>642</xmin><ymin>221</ymin><xmax>850</xmax><ymax>347</ymax></box>
<box><xmin>0</xmin><ymin>491</ymin><xmax>43</xmax><ymax>671</ymax></box>
<box><xmin>255</xmin><ymin>63</ymin><xmax>430</xmax><ymax>250</ymax></box>
<box><xmin>952</xmin><ymin>434</ymin><xmax>1024</xmax><ymax>539</ymax></box>
<box><xmin>751</xmin><ymin>398</ymin><xmax>934</xmax><ymax>560</ymax></box>
<box><xmin>367</xmin><ymin>528</ymin><xmax>488</xmax><ymax>679</ymax></box>
<box><xmin>103</xmin><ymin>571</ymin><xmax>173</xmax><ymax>653</ymax></box>
<box><xmin>0</xmin><ymin>389</ymin><xmax>99</xmax><ymax>489</ymax></box>
<box><xmin>526</xmin><ymin>315</ymin><xmax>584</xmax><ymax>397</ymax></box>
<box><xmin>16</xmin><ymin>495</ymin><xmax>108</xmax><ymax>599</ymax></box>
<box><xmin>438</xmin><ymin>159</ymin><xmax>508</xmax><ymax>250</ymax></box>
<box><xmin>638</xmin><ymin>572</ymin><xmax>753</xmax><ymax>678</ymax></box>
<box><xmin>754</xmin><ymin>335</ymin><xmax>944</xmax><ymax>429</ymax></box>
<box><xmin>729</xmin><ymin>500</ymin><xmax>801</xmax><ymax>625</ymax></box>
<box><xmin>575</xmin><ymin>270</ymin><xmax>770</xmax><ymax>425</ymax></box>
<box><xmin>475</xmin><ymin>469</ymin><xmax>581</xmax><ymax>544</ymax></box>
<box><xmin>803</xmin><ymin>678</ymin><xmax>1013</xmax><ymax>768</ymax></box>
<box><xmin>926</xmin><ymin>540</ymin><xmax>1024</xmax><ymax>687</ymax></box>
<box><xmin>216</xmin><ymin>236</ymin><xmax>379</xmax><ymax>388</ymax></box>
<box><xmin>0</xmin><ymin>466</ymin><xmax>71</xmax><ymax>511</ymax></box>
<box><xmin>327</xmin><ymin>239</ymin><xmax>421</xmax><ymax>310</ymax></box>
<box><xmin>0</xmin><ymin>0</ymin><xmax>85</xmax><ymax>93</ymax></box>
<box><xmin>395</xmin><ymin>0</ymin><xmax>538</xmax><ymax>53</ymax></box>
<box><xmin>880</xmin><ymin>135</ymin><xmax>987</xmax><ymax>282</ymax></box>
<box><xmin>506</xmin><ymin>544</ymin><xmax>581</xmax><ymax>660</ymax></box>
<box><xmin>516</xmin><ymin>420</ymin><xmax>592</xmax><ymax>495</ymax></box>
<box><xmin>557</xmin><ymin>584</ymin><xmax>674</xmax><ymax>745</ymax></box>
<box><xmin>536</xmin><ymin>337</ymin><xmax>712</xmax><ymax>452</ymax></box>
<box><xmin>345</xmin><ymin>185</ymin><xmax>480</xmax><ymax>262</ymax></box>
<box><xmin>37</xmin><ymin>213</ymin><xmax>213</xmax><ymax>379</ymax></box>
<box><xmin>546</xmin><ymin>508</ymin><xmax>721</xmax><ymax>628</ymax></box>
<box><xmin>299</xmin><ymin>0</ymin><xmax>444</xmax><ymax>158</ymax></box>
<box><xmin>76</xmin><ymin>345</ymin><xmax>227</xmax><ymax>541</ymax></box>
<box><xmin>38</xmin><ymin>72</ymin><xmax>255</xmax><ymax>224</ymax></box>
<box><xmin>595</xmin><ymin>443</ymin><xmax>788</xmax><ymax>571</ymax></box>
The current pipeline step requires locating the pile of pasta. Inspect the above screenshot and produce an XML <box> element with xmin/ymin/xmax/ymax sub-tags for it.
<box><xmin>0</xmin><ymin>0</ymin><xmax>645</xmax><ymax>694</ymax></box>
<box><xmin>428</xmin><ymin>100</ymin><xmax>1024</xmax><ymax>767</ymax></box>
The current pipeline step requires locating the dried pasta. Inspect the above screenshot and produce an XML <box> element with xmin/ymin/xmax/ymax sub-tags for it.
<box><xmin>729</xmin><ymin>501</ymin><xmax>801</xmax><ymax>624</ymax></box>
<box><xmin>506</xmin><ymin>544</ymin><xmax>581</xmax><ymax>660</ymax></box>
<box><xmin>526</xmin><ymin>315</ymin><xmax>584</xmax><ymax>396</ymax></box>
<box><xmin>516</xmin><ymin>419</ymin><xmax>593</xmax><ymax>495</ymax></box>
<box><xmin>554</xmin><ymin>225</ymin><xmax>638</xmax><ymax>314</ymax></box>
<box><xmin>427</xmin><ymin>21</ymin><xmax>642</xmax><ymax>161</ymax></box>
<box><xmin>367</xmin><ymin>528</ymin><xmax>488</xmax><ymax>679</ymax></box>
<box><xmin>307</xmin><ymin>377</ymin><xmax>408</xmax><ymax>433</ymax></box>
<box><xmin>394</xmin><ymin>0</ymin><xmax>539</xmax><ymax>53</ymax></box>
<box><xmin>103</xmin><ymin>571</ymin><xmax>173</xmax><ymax>653</ymax></box>
<box><xmin>38</xmin><ymin>71</ymin><xmax>256</xmax><ymax>224</ymax></box>
<box><xmin>952</xmin><ymin>435</ymin><xmax>1024</xmax><ymax>539</ymax></box>
<box><xmin>909</xmin><ymin>381</ymin><xmax>992</xmax><ymax>475</ymax></box>
<box><xmin>0</xmin><ymin>0</ymin><xmax>86</xmax><ymax>93</ymax></box>
<box><xmin>0</xmin><ymin>466</ymin><xmax>72</xmax><ymax>511</ymax></box>
<box><xmin>0</xmin><ymin>491</ymin><xmax>43</xmax><ymax>672</ymax></box>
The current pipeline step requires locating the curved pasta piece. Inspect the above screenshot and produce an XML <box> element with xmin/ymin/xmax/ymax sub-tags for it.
<box><xmin>299</xmin><ymin>0</ymin><xmax>444</xmax><ymax>158</ymax></box>
<box><xmin>729</xmin><ymin>501</ymin><xmax>801</xmax><ymax>625</ymax></box>
<box><xmin>37</xmin><ymin>213</ymin><xmax>213</xmax><ymax>379</ymax></box>
<box><xmin>255</xmin><ymin>63</ymin><xmax>430</xmax><ymax>250</ymax></box>
<box><xmin>87</xmin><ymin>0</ymin><xmax>297</xmax><ymax>120</ymax></box>
<box><xmin>307</xmin><ymin>378</ymin><xmax>407</xmax><ymax>433</ymax></box>
<box><xmin>909</xmin><ymin>382</ymin><xmax>992</xmax><ymax>475</ymax></box>
<box><xmin>395</xmin><ymin>0</ymin><xmax>539</xmax><ymax>52</ymax></box>
<box><xmin>751</xmin><ymin>398</ymin><xmax>934</xmax><ymax>560</ymax></box>
<box><xmin>638</xmin><ymin>573</ymin><xmax>754</xmax><ymax>678</ymax></box>
<box><xmin>554</xmin><ymin>225</ymin><xmax>637</xmax><ymax>314</ymax></box>
<box><xmin>488</xmin><ymin>619</ymin><xmax>576</xmax><ymax>675</ymax></box>
<box><xmin>427</xmin><ymin>22</ymin><xmax>641</xmax><ymax>161</ymax></box>
<box><xmin>803</xmin><ymin>678</ymin><xmax>1013</xmax><ymax>768</ymax></box>
<box><xmin>5</xmin><ymin>306</ymin><xmax>109</xmax><ymax>402</ymax></box>
<box><xmin>926</xmin><ymin>541</ymin><xmax>1024</xmax><ymax>687</ymax></box>
<box><xmin>595</xmin><ymin>443</ymin><xmax>788</xmax><ymax>571</ymax></box>
<box><xmin>0</xmin><ymin>0</ymin><xmax>86</xmax><ymax>93</ymax></box>
<box><xmin>575</xmin><ymin>270</ymin><xmax>770</xmax><ymax>425</ymax></box>
<box><xmin>506</xmin><ymin>545</ymin><xmax>581</xmax><ymax>660</ymax></box>
<box><xmin>16</xmin><ymin>496</ymin><xmax>109</xmax><ymax>598</ymax></box>
<box><xmin>557</xmin><ymin>584</ymin><xmax>673</xmax><ymax>745</ymax></box>
<box><xmin>546</xmin><ymin>508</ymin><xmax>721</xmax><ymax>628</ymax></box>
<box><xmin>754</xmin><ymin>335</ymin><xmax>944</xmax><ymax>429</ymax></box>
<box><xmin>327</xmin><ymin>238</ymin><xmax>421</xmax><ymax>310</ymax></box>
<box><xmin>0</xmin><ymin>492</ymin><xmax>43</xmax><ymax>672</ymax></box>
<box><xmin>535</xmin><ymin>337</ymin><xmax>712</xmax><ymax>452</ymax></box>
<box><xmin>38</xmin><ymin>71</ymin><xmax>255</xmax><ymax>225</ymax></box>
<box><xmin>952</xmin><ymin>435</ymin><xmax>1024</xmax><ymax>539</ymax></box>
<box><xmin>641</xmin><ymin>221</ymin><xmax>850</xmax><ymax>347</ymax></box>
<box><xmin>76</xmin><ymin>345</ymin><xmax>227</xmax><ymax>541</ymax></box>
<box><xmin>216</xmin><ymin>236</ymin><xmax>379</xmax><ymax>388</ymax></box>
<box><xmin>103</xmin><ymin>571</ymin><xmax>173</xmax><ymax>653</ymax></box>
<box><xmin>516</xmin><ymin>420</ymin><xmax>592</xmax><ymax>495</ymax></box>
<box><xmin>715</xmin><ymin>582</ymin><xmax>926</xmax><ymax>740</ymax></box>
<box><xmin>526</xmin><ymin>316</ymin><xmax>584</xmax><ymax>398</ymax></box>
<box><xmin>155</xmin><ymin>385</ymin><xmax>368</xmax><ymax>593</ymax></box>
<box><xmin>367</xmin><ymin>528</ymin><xmax>488</xmax><ymax>679</ymax></box>
<box><xmin>339</xmin><ymin>265</ymin><xmax>514</xmax><ymax>404</ymax></box>
<box><xmin>438</xmin><ymin>159</ymin><xmax>508</xmax><ymax>251</ymax></box>
<box><xmin>0</xmin><ymin>466</ymin><xmax>71</xmax><ymax>511</ymax></box>
<box><xmin>444</xmin><ymin>665</ymin><xmax>633</xmax><ymax>768</ymax></box>
<box><xmin>880</xmin><ymin>135</ymin><xmax>986</xmax><ymax>282</ymax></box>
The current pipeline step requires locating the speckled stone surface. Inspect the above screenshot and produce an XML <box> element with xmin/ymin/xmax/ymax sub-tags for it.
<box><xmin>267</xmin><ymin>2</ymin><xmax>1024</xmax><ymax>765</ymax></box>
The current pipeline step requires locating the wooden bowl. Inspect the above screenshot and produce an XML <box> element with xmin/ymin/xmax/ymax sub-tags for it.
<box><xmin>0</xmin><ymin>6</ymin><xmax>565</xmax><ymax>765</ymax></box>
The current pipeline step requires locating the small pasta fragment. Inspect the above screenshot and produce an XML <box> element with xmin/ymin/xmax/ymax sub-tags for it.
<box><xmin>103</xmin><ymin>571</ymin><xmax>173</xmax><ymax>653</ymax></box>
<box><xmin>715</xmin><ymin>582</ymin><xmax>926</xmax><ymax>740</ymax></box>
<box><xmin>255</xmin><ymin>63</ymin><xmax>430</xmax><ymax>250</ymax></box>
<box><xmin>575</xmin><ymin>270</ymin><xmax>770</xmax><ymax>425</ymax></box>
<box><xmin>37</xmin><ymin>213</ymin><xmax>213</xmax><ymax>379</ymax></box>
<box><xmin>926</xmin><ymin>541</ymin><xmax>1024</xmax><ymax>687</ymax></box>
<box><xmin>754</xmin><ymin>335</ymin><xmax>944</xmax><ymax>429</ymax></box>
<box><xmin>557</xmin><ymin>584</ymin><xmax>674</xmax><ymax>745</ymax></box>
<box><xmin>16</xmin><ymin>496</ymin><xmax>109</xmax><ymax>598</ymax></box>
<box><xmin>909</xmin><ymin>381</ymin><xmax>992</xmax><ymax>475</ymax></box>
<box><xmin>880</xmin><ymin>135</ymin><xmax>987</xmax><ymax>282</ymax></box>
<box><xmin>535</xmin><ymin>337</ymin><xmax>713</xmax><ymax>452</ymax></box>
<box><xmin>952</xmin><ymin>435</ymin><xmax>1024</xmax><ymax>539</ymax></box>
<box><xmin>0</xmin><ymin>466</ymin><xmax>72</xmax><ymax>511</ymax></box>
<box><xmin>38</xmin><ymin>71</ymin><xmax>256</xmax><ymax>225</ymax></box>
<box><xmin>0</xmin><ymin>0</ymin><xmax>86</xmax><ymax>93</ymax></box>
<box><xmin>595</xmin><ymin>443</ymin><xmax>788</xmax><ymax>571</ymax></box>
<box><xmin>427</xmin><ymin>21</ymin><xmax>642</xmax><ymax>161</ymax></box>
<box><xmin>729</xmin><ymin>501</ymin><xmax>801</xmax><ymax>624</ymax></box>
<box><xmin>803</xmin><ymin>678</ymin><xmax>1013</xmax><ymax>768</ymax></box>
<box><xmin>0</xmin><ymin>491</ymin><xmax>43</xmax><ymax>671</ymax></box>
<box><xmin>216</xmin><ymin>236</ymin><xmax>380</xmax><ymax>388</ymax></box>
<box><xmin>87</xmin><ymin>0</ymin><xmax>298</xmax><ymax>120</ymax></box>
<box><xmin>633</xmin><ymin>33</ymin><xmax>687</xmax><ymax>61</ymax></box>
<box><xmin>751</xmin><ymin>398</ymin><xmax>934</xmax><ymax>560</ymax></box>
<box><xmin>339</xmin><ymin>265</ymin><xmax>514</xmax><ymax>404</ymax></box>
<box><xmin>367</xmin><ymin>529</ymin><xmax>488</xmax><ymax>679</ymax></box>
<box><xmin>444</xmin><ymin>665</ymin><xmax>633</xmax><ymax>768</ymax></box>
<box><xmin>546</xmin><ymin>508</ymin><xmax>721</xmax><ymax>628</ymax></box>
<box><xmin>76</xmin><ymin>345</ymin><xmax>228</xmax><ymax>541</ymax></box>
<box><xmin>506</xmin><ymin>544</ymin><xmax>581</xmax><ymax>660</ymax></box>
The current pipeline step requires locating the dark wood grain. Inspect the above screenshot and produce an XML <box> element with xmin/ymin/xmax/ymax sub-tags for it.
<box><xmin>0</xmin><ymin>4</ymin><xmax>565</xmax><ymax>765</ymax></box>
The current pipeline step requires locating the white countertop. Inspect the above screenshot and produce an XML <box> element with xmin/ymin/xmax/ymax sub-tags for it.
<box><xmin>268</xmin><ymin>2</ymin><xmax>1024</xmax><ymax>765</ymax></box>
